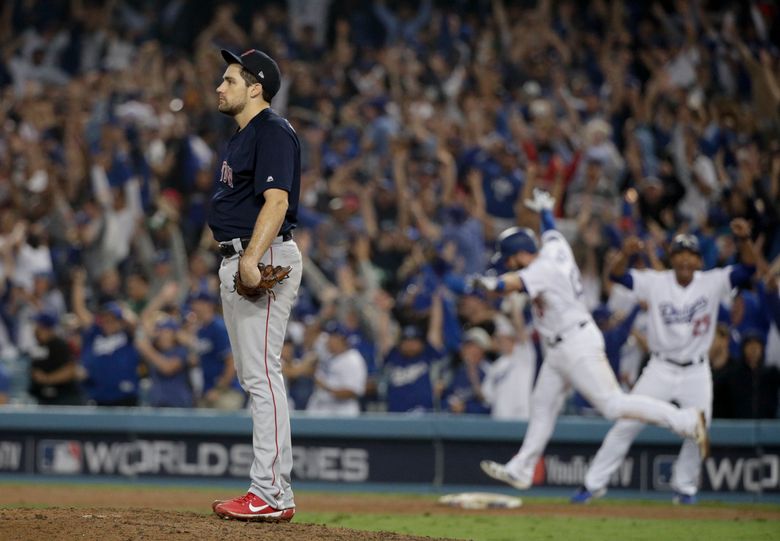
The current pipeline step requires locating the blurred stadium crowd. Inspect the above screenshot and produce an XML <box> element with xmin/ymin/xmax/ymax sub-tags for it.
<box><xmin>0</xmin><ymin>0</ymin><xmax>778</xmax><ymax>418</ymax></box>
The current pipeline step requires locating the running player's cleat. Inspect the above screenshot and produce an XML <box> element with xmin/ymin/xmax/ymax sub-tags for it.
<box><xmin>672</xmin><ymin>492</ymin><xmax>698</xmax><ymax>505</ymax></box>
<box><xmin>213</xmin><ymin>492</ymin><xmax>295</xmax><ymax>522</ymax></box>
<box><xmin>570</xmin><ymin>486</ymin><xmax>607</xmax><ymax>504</ymax></box>
<box><xmin>480</xmin><ymin>460</ymin><xmax>531</xmax><ymax>490</ymax></box>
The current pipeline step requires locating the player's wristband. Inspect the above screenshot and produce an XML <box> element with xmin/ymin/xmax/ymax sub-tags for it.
<box><xmin>496</xmin><ymin>279</ymin><xmax>506</xmax><ymax>292</ymax></box>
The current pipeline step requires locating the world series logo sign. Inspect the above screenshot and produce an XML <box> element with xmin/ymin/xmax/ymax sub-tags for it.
<box><xmin>37</xmin><ymin>440</ymin><xmax>82</xmax><ymax>475</ymax></box>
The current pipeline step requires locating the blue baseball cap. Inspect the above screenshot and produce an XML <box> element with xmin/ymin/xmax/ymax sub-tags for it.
<box><xmin>33</xmin><ymin>311</ymin><xmax>59</xmax><ymax>328</ymax></box>
<box><xmin>491</xmin><ymin>227</ymin><xmax>538</xmax><ymax>266</ymax></box>
<box><xmin>189</xmin><ymin>290</ymin><xmax>218</xmax><ymax>304</ymax></box>
<box><xmin>670</xmin><ymin>234</ymin><xmax>700</xmax><ymax>256</ymax></box>
<box><xmin>155</xmin><ymin>318</ymin><xmax>180</xmax><ymax>332</ymax></box>
<box><xmin>400</xmin><ymin>325</ymin><xmax>424</xmax><ymax>341</ymax></box>
<box><xmin>323</xmin><ymin>320</ymin><xmax>350</xmax><ymax>337</ymax></box>
<box><xmin>99</xmin><ymin>302</ymin><xmax>124</xmax><ymax>319</ymax></box>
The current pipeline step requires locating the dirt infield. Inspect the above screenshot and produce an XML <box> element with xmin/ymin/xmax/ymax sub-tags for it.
<box><xmin>1</xmin><ymin>485</ymin><xmax>779</xmax><ymax>541</ymax></box>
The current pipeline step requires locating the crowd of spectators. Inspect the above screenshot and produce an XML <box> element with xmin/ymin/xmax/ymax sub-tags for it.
<box><xmin>0</xmin><ymin>0</ymin><xmax>779</xmax><ymax>418</ymax></box>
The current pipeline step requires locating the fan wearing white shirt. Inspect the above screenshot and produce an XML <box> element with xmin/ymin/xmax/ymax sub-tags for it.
<box><xmin>482</xmin><ymin>302</ymin><xmax>535</xmax><ymax>421</ymax></box>
<box><xmin>306</xmin><ymin>321</ymin><xmax>367</xmax><ymax>416</ymax></box>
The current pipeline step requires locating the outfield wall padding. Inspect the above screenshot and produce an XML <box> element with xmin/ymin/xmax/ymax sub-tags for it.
<box><xmin>0</xmin><ymin>407</ymin><xmax>777</xmax><ymax>496</ymax></box>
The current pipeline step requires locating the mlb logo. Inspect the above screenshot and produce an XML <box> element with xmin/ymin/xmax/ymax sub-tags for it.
<box><xmin>652</xmin><ymin>455</ymin><xmax>676</xmax><ymax>490</ymax></box>
<box><xmin>38</xmin><ymin>440</ymin><xmax>82</xmax><ymax>474</ymax></box>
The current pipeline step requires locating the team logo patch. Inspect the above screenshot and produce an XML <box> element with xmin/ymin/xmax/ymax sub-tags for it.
<box><xmin>266</xmin><ymin>175</ymin><xmax>274</xmax><ymax>183</ymax></box>
<box><xmin>38</xmin><ymin>440</ymin><xmax>82</xmax><ymax>474</ymax></box>
<box><xmin>220</xmin><ymin>160</ymin><xmax>234</xmax><ymax>188</ymax></box>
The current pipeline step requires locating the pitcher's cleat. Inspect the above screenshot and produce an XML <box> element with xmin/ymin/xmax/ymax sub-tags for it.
<box><xmin>213</xmin><ymin>492</ymin><xmax>295</xmax><ymax>522</ymax></box>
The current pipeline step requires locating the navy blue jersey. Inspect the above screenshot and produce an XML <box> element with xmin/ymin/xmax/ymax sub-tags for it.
<box><xmin>208</xmin><ymin>108</ymin><xmax>300</xmax><ymax>241</ymax></box>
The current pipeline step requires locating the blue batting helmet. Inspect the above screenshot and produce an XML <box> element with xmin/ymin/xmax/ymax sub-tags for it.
<box><xmin>670</xmin><ymin>234</ymin><xmax>700</xmax><ymax>256</ymax></box>
<box><xmin>491</xmin><ymin>227</ymin><xmax>538</xmax><ymax>266</ymax></box>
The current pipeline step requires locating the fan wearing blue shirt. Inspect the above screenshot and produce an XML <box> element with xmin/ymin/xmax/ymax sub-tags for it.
<box><xmin>72</xmin><ymin>270</ymin><xmax>140</xmax><ymax>407</ymax></box>
<box><xmin>468</xmin><ymin>141</ymin><xmax>525</xmax><ymax>232</ymax></box>
<box><xmin>189</xmin><ymin>290</ymin><xmax>243</xmax><ymax>409</ymax></box>
<box><xmin>383</xmin><ymin>325</ymin><xmax>445</xmax><ymax>413</ymax></box>
<box><xmin>136</xmin><ymin>317</ymin><xmax>193</xmax><ymax>408</ymax></box>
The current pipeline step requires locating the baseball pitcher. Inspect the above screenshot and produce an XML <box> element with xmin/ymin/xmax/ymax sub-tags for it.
<box><xmin>208</xmin><ymin>48</ymin><xmax>302</xmax><ymax>522</ymax></box>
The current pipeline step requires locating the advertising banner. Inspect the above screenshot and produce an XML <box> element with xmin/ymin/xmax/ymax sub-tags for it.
<box><xmin>1</xmin><ymin>431</ymin><xmax>777</xmax><ymax>494</ymax></box>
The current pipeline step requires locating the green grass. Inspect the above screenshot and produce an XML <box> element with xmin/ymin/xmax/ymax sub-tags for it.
<box><xmin>298</xmin><ymin>512</ymin><xmax>780</xmax><ymax>541</ymax></box>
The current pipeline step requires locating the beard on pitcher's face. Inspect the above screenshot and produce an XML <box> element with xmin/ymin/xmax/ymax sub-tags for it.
<box><xmin>218</xmin><ymin>95</ymin><xmax>246</xmax><ymax>116</ymax></box>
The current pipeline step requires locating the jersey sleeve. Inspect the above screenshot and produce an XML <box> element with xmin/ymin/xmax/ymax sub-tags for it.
<box><xmin>518</xmin><ymin>259</ymin><xmax>552</xmax><ymax>298</ymax></box>
<box><xmin>707</xmin><ymin>266</ymin><xmax>734</xmax><ymax>299</ymax></box>
<box><xmin>540</xmin><ymin>229</ymin><xmax>565</xmax><ymax>245</ymax></box>
<box><xmin>254</xmin><ymin>125</ymin><xmax>296</xmax><ymax>196</ymax></box>
<box><xmin>628</xmin><ymin>269</ymin><xmax>652</xmax><ymax>298</ymax></box>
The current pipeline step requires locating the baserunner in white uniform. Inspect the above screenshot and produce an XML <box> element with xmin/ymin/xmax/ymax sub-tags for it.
<box><xmin>474</xmin><ymin>189</ymin><xmax>709</xmax><ymax>491</ymax></box>
<box><xmin>573</xmin><ymin>219</ymin><xmax>756</xmax><ymax>504</ymax></box>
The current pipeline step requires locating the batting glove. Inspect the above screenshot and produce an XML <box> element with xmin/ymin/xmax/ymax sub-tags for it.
<box><xmin>469</xmin><ymin>275</ymin><xmax>500</xmax><ymax>292</ymax></box>
<box><xmin>524</xmin><ymin>188</ymin><xmax>555</xmax><ymax>213</ymax></box>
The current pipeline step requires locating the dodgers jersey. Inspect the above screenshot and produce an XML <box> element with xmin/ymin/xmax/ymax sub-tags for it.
<box><xmin>630</xmin><ymin>267</ymin><xmax>732</xmax><ymax>359</ymax></box>
<box><xmin>518</xmin><ymin>230</ymin><xmax>592</xmax><ymax>340</ymax></box>
<box><xmin>208</xmin><ymin>108</ymin><xmax>300</xmax><ymax>242</ymax></box>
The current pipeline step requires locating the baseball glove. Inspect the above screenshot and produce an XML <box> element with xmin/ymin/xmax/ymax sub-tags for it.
<box><xmin>234</xmin><ymin>261</ymin><xmax>292</xmax><ymax>301</ymax></box>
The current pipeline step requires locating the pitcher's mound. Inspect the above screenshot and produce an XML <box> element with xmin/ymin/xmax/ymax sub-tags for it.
<box><xmin>0</xmin><ymin>508</ymin><xmax>456</xmax><ymax>541</ymax></box>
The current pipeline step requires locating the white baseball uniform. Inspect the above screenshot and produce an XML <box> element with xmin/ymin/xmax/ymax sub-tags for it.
<box><xmin>482</xmin><ymin>341</ymin><xmax>536</xmax><ymax>420</ymax></box>
<box><xmin>584</xmin><ymin>267</ymin><xmax>732</xmax><ymax>496</ymax></box>
<box><xmin>502</xmin><ymin>230</ymin><xmax>702</xmax><ymax>487</ymax></box>
<box><xmin>306</xmin><ymin>347</ymin><xmax>367</xmax><ymax>416</ymax></box>
<box><xmin>218</xmin><ymin>238</ymin><xmax>302</xmax><ymax>510</ymax></box>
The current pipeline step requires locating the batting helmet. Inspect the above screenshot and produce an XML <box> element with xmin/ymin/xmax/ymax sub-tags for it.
<box><xmin>669</xmin><ymin>234</ymin><xmax>700</xmax><ymax>256</ymax></box>
<box><xmin>492</xmin><ymin>227</ymin><xmax>538</xmax><ymax>266</ymax></box>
